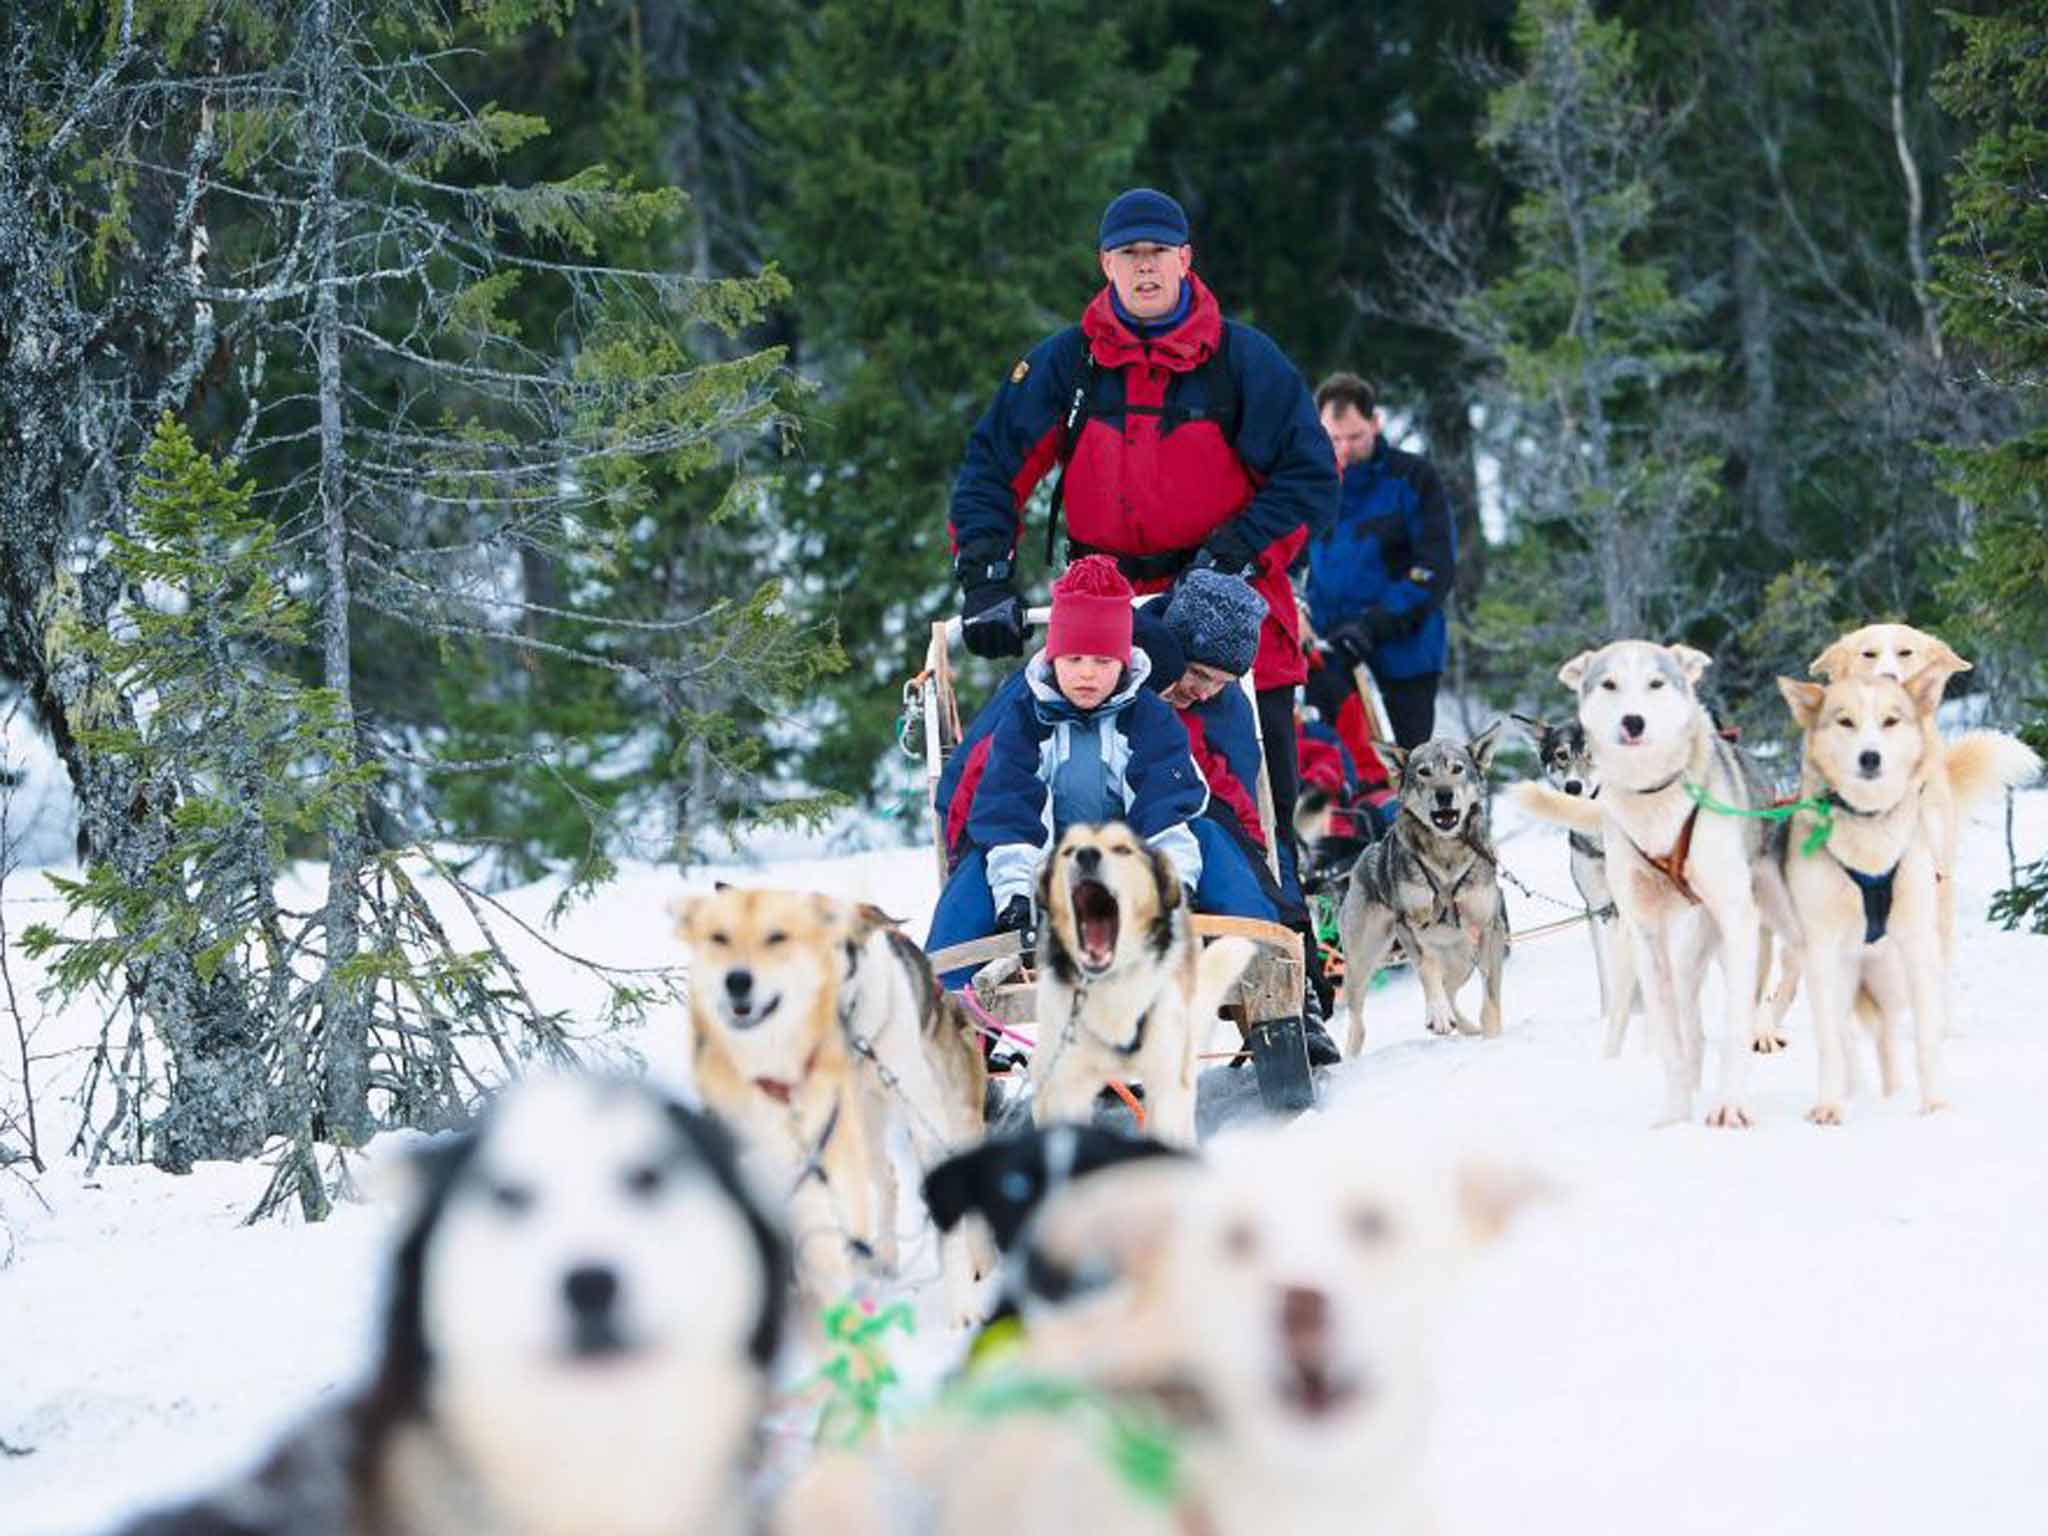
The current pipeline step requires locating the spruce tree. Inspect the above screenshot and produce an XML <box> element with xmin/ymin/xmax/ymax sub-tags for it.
<box><xmin>1932</xmin><ymin>0</ymin><xmax>2048</xmax><ymax>930</ymax></box>
<box><xmin>755</xmin><ymin>0</ymin><xmax>1188</xmax><ymax>798</ymax></box>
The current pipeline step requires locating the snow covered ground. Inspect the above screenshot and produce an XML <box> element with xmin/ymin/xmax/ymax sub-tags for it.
<box><xmin>5</xmin><ymin>789</ymin><xmax>2047</xmax><ymax>1535</ymax></box>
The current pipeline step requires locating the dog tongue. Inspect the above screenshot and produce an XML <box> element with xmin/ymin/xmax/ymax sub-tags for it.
<box><xmin>1082</xmin><ymin>914</ymin><xmax>1115</xmax><ymax>959</ymax></box>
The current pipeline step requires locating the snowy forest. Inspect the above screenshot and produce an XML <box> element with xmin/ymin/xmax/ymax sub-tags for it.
<box><xmin>6</xmin><ymin>0</ymin><xmax>2048</xmax><ymax>1530</ymax></box>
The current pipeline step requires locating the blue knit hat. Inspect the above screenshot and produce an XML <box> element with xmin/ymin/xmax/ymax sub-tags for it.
<box><xmin>1099</xmin><ymin>187</ymin><xmax>1190</xmax><ymax>250</ymax></box>
<box><xmin>1161</xmin><ymin>570</ymin><xmax>1265</xmax><ymax>678</ymax></box>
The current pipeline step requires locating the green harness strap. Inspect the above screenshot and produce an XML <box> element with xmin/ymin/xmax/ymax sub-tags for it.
<box><xmin>1681</xmin><ymin>781</ymin><xmax>1836</xmax><ymax>855</ymax></box>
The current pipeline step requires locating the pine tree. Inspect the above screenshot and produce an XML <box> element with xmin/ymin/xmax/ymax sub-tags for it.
<box><xmin>755</xmin><ymin>0</ymin><xmax>1189</xmax><ymax>798</ymax></box>
<box><xmin>1453</xmin><ymin>0</ymin><xmax>1720</xmax><ymax>695</ymax></box>
<box><xmin>2</xmin><ymin>0</ymin><xmax>824</xmax><ymax>1195</ymax></box>
<box><xmin>1932</xmin><ymin>0</ymin><xmax>2048</xmax><ymax>930</ymax></box>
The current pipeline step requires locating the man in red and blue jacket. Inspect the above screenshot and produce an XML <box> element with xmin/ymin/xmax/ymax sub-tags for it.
<box><xmin>948</xmin><ymin>187</ymin><xmax>1338</xmax><ymax>908</ymax></box>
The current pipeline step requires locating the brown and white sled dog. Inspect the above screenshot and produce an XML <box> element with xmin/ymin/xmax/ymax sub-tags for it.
<box><xmin>115</xmin><ymin>1075</ymin><xmax>790</xmax><ymax>1536</ymax></box>
<box><xmin>1511</xmin><ymin>642</ymin><xmax>1785</xmax><ymax>1128</ymax></box>
<box><xmin>1511</xmin><ymin>712</ymin><xmax>1639</xmax><ymax>1056</ymax></box>
<box><xmin>1808</xmin><ymin>622</ymin><xmax>2012</xmax><ymax>971</ymax></box>
<box><xmin>1338</xmin><ymin>726</ymin><xmax>1510</xmax><ymax>1054</ymax></box>
<box><xmin>1770</xmin><ymin>669</ymin><xmax>1953</xmax><ymax>1122</ymax></box>
<box><xmin>1771</xmin><ymin>668</ymin><xmax>2040</xmax><ymax>1119</ymax></box>
<box><xmin>676</xmin><ymin>888</ymin><xmax>988</xmax><ymax>1322</ymax></box>
<box><xmin>1031</xmin><ymin>822</ymin><xmax>1255</xmax><ymax>1148</ymax></box>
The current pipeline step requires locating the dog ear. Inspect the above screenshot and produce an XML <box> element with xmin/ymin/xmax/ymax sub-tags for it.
<box><xmin>364</xmin><ymin>1125</ymin><xmax>477</xmax><ymax>1214</ymax></box>
<box><xmin>1807</xmin><ymin>637</ymin><xmax>1852</xmax><ymax>681</ymax></box>
<box><xmin>919</xmin><ymin>1144</ymin><xmax>993</xmax><ymax>1235</ymax></box>
<box><xmin>1468</xmin><ymin>719</ymin><xmax>1507</xmax><ymax>773</ymax></box>
<box><xmin>1902</xmin><ymin>662</ymin><xmax>1949</xmax><ymax>717</ymax></box>
<box><xmin>1667</xmin><ymin>644</ymin><xmax>1713</xmax><ymax>685</ymax></box>
<box><xmin>1777</xmin><ymin>676</ymin><xmax>1825</xmax><ymax>729</ymax></box>
<box><xmin>1913</xmin><ymin>632</ymin><xmax>1972</xmax><ymax>678</ymax></box>
<box><xmin>1556</xmin><ymin>651</ymin><xmax>1594</xmax><ymax>691</ymax></box>
<box><xmin>714</xmin><ymin>879</ymin><xmax>734</xmax><ymax>892</ymax></box>
<box><xmin>1150</xmin><ymin>845</ymin><xmax>1184</xmax><ymax>911</ymax></box>
<box><xmin>1036</xmin><ymin>850</ymin><xmax>1056</xmax><ymax>914</ymax></box>
<box><xmin>1508</xmin><ymin>712</ymin><xmax>1549</xmax><ymax>747</ymax></box>
<box><xmin>671</xmin><ymin>894</ymin><xmax>699</xmax><ymax>939</ymax></box>
<box><xmin>1374</xmin><ymin>738</ymin><xmax>1410</xmax><ymax>778</ymax></box>
<box><xmin>1902</xmin><ymin>633</ymin><xmax>1972</xmax><ymax>703</ymax></box>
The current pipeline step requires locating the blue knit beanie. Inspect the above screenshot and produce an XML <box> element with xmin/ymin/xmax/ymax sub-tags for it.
<box><xmin>1099</xmin><ymin>187</ymin><xmax>1190</xmax><ymax>250</ymax></box>
<box><xmin>1162</xmin><ymin>570</ymin><xmax>1265</xmax><ymax>677</ymax></box>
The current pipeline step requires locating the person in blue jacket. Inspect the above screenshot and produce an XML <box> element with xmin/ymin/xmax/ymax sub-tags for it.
<box><xmin>1303</xmin><ymin>372</ymin><xmax>1457</xmax><ymax>749</ymax></box>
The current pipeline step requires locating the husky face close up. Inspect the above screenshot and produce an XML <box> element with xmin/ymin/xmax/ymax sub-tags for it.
<box><xmin>1038</xmin><ymin>821</ymin><xmax>1180</xmax><ymax>982</ymax></box>
<box><xmin>1384</xmin><ymin>730</ymin><xmax>1501</xmax><ymax>838</ymax></box>
<box><xmin>1560</xmin><ymin>641</ymin><xmax>1710</xmax><ymax>790</ymax></box>
<box><xmin>415</xmin><ymin>1075</ymin><xmax>785</xmax><ymax>1384</ymax></box>
<box><xmin>1139</xmin><ymin>1127</ymin><xmax>1546</xmax><ymax>1531</ymax></box>
<box><xmin>676</xmin><ymin>887</ymin><xmax>849</xmax><ymax>1076</ymax></box>
<box><xmin>1511</xmin><ymin>713</ymin><xmax>1599</xmax><ymax>801</ymax></box>
<box><xmin>391</xmin><ymin>1076</ymin><xmax>789</xmax><ymax>1536</ymax></box>
<box><xmin>1777</xmin><ymin>672</ymin><xmax>1939</xmax><ymax>815</ymax></box>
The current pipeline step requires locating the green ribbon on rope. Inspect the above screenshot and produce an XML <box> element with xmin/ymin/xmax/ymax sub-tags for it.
<box><xmin>1682</xmin><ymin>781</ymin><xmax>1835</xmax><ymax>855</ymax></box>
<box><xmin>941</xmin><ymin>1367</ymin><xmax>1188</xmax><ymax>1508</ymax></box>
<box><xmin>797</xmin><ymin>1297</ymin><xmax>916</xmax><ymax>1449</ymax></box>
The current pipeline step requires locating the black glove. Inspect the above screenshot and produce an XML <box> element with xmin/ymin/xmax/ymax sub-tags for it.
<box><xmin>1188</xmin><ymin>520</ymin><xmax>1262</xmax><ymax>581</ymax></box>
<box><xmin>993</xmin><ymin>895</ymin><xmax>1036</xmax><ymax>949</ymax></box>
<box><xmin>956</xmin><ymin>549</ymin><xmax>1026</xmax><ymax>659</ymax></box>
<box><xmin>1327</xmin><ymin>608</ymin><xmax>1403</xmax><ymax>667</ymax></box>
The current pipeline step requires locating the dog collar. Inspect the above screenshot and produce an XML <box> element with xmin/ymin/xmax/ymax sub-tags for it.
<box><xmin>754</xmin><ymin>1043</ymin><xmax>824</xmax><ymax>1106</ymax></box>
<box><xmin>1623</xmin><ymin>766</ymin><xmax>1688</xmax><ymax>797</ymax></box>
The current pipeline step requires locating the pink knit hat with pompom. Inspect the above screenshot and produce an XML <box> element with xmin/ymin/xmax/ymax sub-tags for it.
<box><xmin>1046</xmin><ymin>555</ymin><xmax>1133</xmax><ymax>663</ymax></box>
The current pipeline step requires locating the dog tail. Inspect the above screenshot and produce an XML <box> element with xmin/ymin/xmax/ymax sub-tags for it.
<box><xmin>1942</xmin><ymin>729</ymin><xmax>2043</xmax><ymax>814</ymax></box>
<box><xmin>1508</xmin><ymin>780</ymin><xmax>1605</xmax><ymax>835</ymax></box>
<box><xmin>1194</xmin><ymin>935</ymin><xmax>1258</xmax><ymax>1019</ymax></box>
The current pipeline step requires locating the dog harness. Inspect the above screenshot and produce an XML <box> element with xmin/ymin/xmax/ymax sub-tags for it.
<box><xmin>1618</xmin><ymin>767</ymin><xmax>1703</xmax><ymax>905</ymax></box>
<box><xmin>1838</xmin><ymin>862</ymin><xmax>1900</xmax><ymax>945</ymax></box>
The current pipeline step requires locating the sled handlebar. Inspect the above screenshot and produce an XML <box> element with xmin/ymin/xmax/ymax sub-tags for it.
<box><xmin>942</xmin><ymin>593</ymin><xmax>1167</xmax><ymax>649</ymax></box>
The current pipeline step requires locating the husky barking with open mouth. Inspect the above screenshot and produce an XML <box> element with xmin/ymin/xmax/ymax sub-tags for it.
<box><xmin>1029</xmin><ymin>822</ymin><xmax>1253</xmax><ymax>1148</ymax></box>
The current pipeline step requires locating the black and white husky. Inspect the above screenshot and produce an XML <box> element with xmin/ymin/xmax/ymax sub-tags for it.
<box><xmin>112</xmin><ymin>1074</ymin><xmax>790</xmax><ymax>1536</ymax></box>
<box><xmin>1337</xmin><ymin>726</ymin><xmax>1510</xmax><ymax>1054</ymax></box>
<box><xmin>1512</xmin><ymin>713</ymin><xmax>1640</xmax><ymax>1055</ymax></box>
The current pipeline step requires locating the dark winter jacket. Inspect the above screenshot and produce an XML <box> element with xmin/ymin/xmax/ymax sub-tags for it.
<box><xmin>949</xmin><ymin>274</ymin><xmax>1337</xmax><ymax>689</ymax></box>
<box><xmin>968</xmin><ymin>650</ymin><xmax>1207</xmax><ymax>907</ymax></box>
<box><xmin>1305</xmin><ymin>438</ymin><xmax>1456</xmax><ymax>680</ymax></box>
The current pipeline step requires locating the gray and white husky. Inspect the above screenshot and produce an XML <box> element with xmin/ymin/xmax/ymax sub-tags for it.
<box><xmin>1338</xmin><ymin>724</ymin><xmax>1510</xmax><ymax>1055</ymax></box>
<box><xmin>1512</xmin><ymin>713</ymin><xmax>1640</xmax><ymax>1056</ymax></box>
<box><xmin>111</xmin><ymin>1074</ymin><xmax>790</xmax><ymax>1536</ymax></box>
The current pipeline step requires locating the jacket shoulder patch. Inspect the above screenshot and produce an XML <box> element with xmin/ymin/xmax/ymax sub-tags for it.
<box><xmin>1010</xmin><ymin>359</ymin><xmax>1030</xmax><ymax>384</ymax></box>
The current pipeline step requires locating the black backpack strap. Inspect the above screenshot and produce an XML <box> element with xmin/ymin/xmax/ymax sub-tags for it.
<box><xmin>1045</xmin><ymin>343</ymin><xmax>1100</xmax><ymax>567</ymax></box>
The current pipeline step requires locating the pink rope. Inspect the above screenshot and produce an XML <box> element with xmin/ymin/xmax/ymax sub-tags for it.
<box><xmin>955</xmin><ymin>987</ymin><xmax>1037</xmax><ymax>1052</ymax></box>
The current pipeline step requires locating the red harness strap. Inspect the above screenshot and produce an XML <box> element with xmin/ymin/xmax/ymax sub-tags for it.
<box><xmin>1635</xmin><ymin>803</ymin><xmax>1703</xmax><ymax>906</ymax></box>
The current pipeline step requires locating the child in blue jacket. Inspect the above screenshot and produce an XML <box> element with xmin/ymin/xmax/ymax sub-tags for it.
<box><xmin>925</xmin><ymin>557</ymin><xmax>1206</xmax><ymax>985</ymax></box>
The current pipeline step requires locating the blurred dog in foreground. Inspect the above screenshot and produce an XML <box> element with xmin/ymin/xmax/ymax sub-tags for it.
<box><xmin>777</xmin><ymin>1123</ymin><xmax>1547</xmax><ymax>1536</ymax></box>
<box><xmin>114</xmin><ymin>1075</ymin><xmax>789</xmax><ymax>1536</ymax></box>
